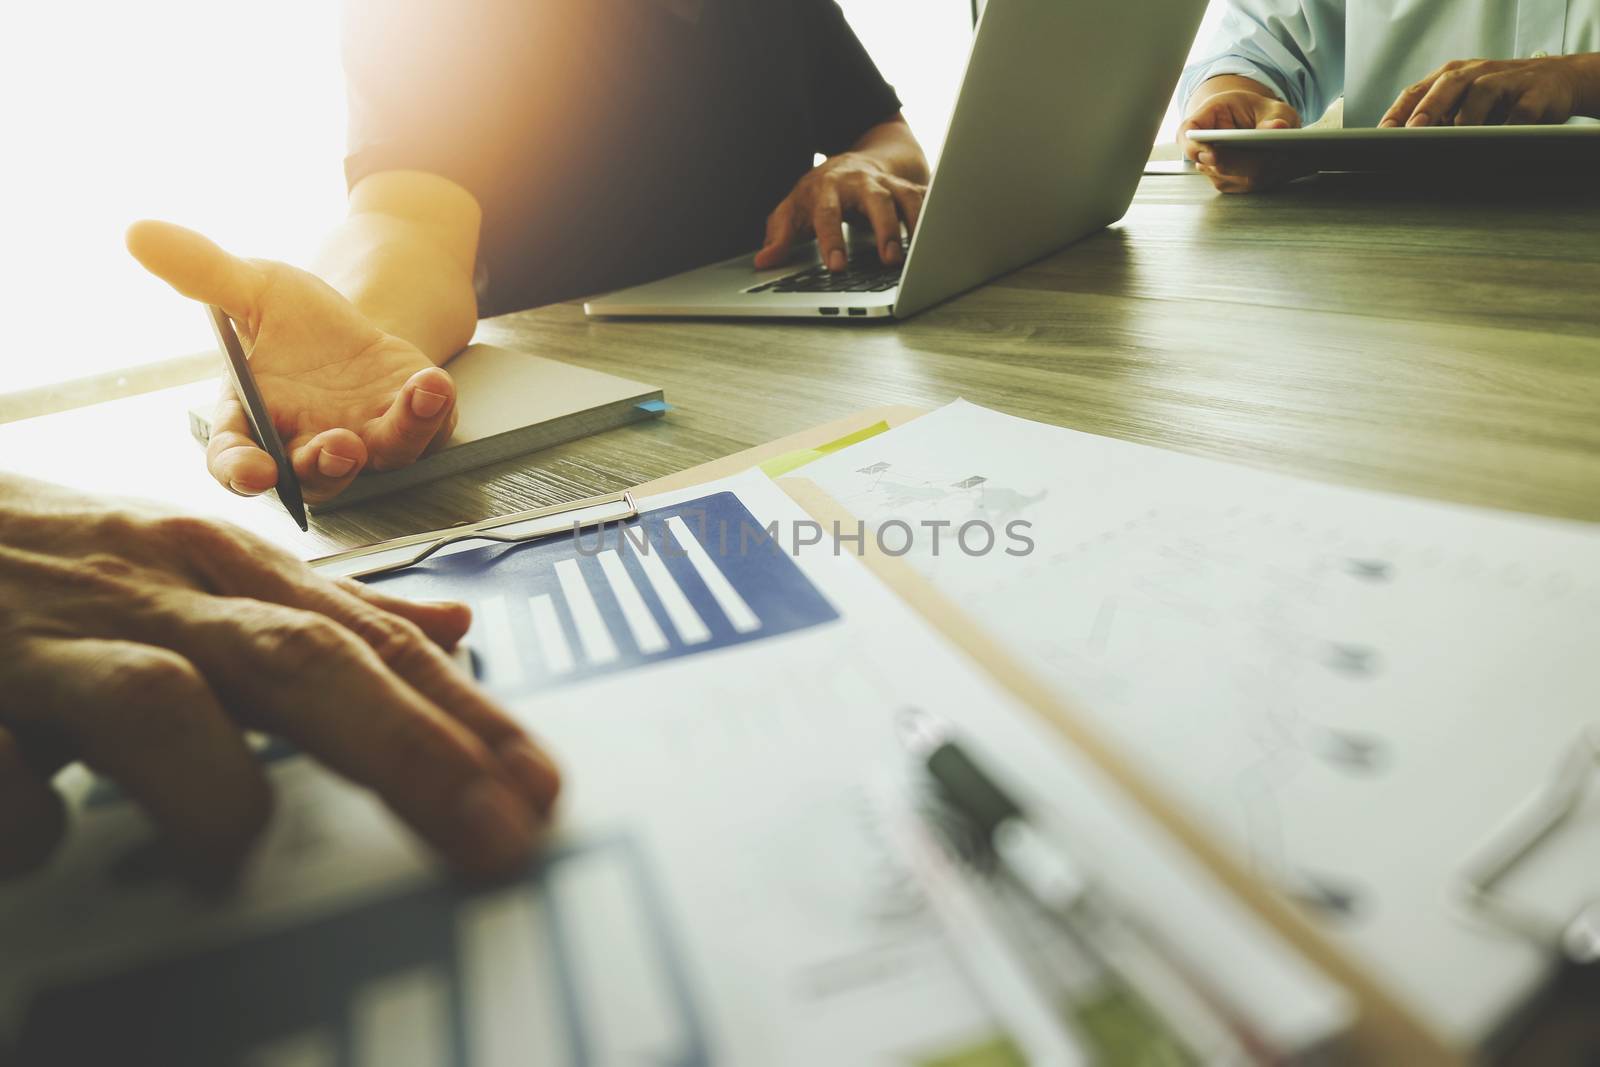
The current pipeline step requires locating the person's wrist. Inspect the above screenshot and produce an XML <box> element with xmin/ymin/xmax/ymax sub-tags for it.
<box><xmin>1566</xmin><ymin>52</ymin><xmax>1600</xmax><ymax>117</ymax></box>
<box><xmin>1190</xmin><ymin>75</ymin><xmax>1276</xmax><ymax>112</ymax></box>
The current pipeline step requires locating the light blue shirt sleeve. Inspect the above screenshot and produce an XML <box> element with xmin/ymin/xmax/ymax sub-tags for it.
<box><xmin>1178</xmin><ymin>0</ymin><xmax>1348</xmax><ymax>121</ymax></box>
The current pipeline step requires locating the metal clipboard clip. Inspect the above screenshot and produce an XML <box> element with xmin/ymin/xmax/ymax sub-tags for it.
<box><xmin>1455</xmin><ymin>725</ymin><xmax>1600</xmax><ymax>965</ymax></box>
<box><xmin>310</xmin><ymin>489</ymin><xmax>639</xmax><ymax>581</ymax></box>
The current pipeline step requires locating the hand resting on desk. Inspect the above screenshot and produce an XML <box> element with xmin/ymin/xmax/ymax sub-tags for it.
<box><xmin>0</xmin><ymin>475</ymin><xmax>560</xmax><ymax>883</ymax></box>
<box><xmin>126</xmin><ymin>221</ymin><xmax>460</xmax><ymax>504</ymax></box>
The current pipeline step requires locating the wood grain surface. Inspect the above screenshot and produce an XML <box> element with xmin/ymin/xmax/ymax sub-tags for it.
<box><xmin>2</xmin><ymin>171</ymin><xmax>1597</xmax><ymax>1062</ymax></box>
<box><xmin>4</xmin><ymin>171</ymin><xmax>1598</xmax><ymax>556</ymax></box>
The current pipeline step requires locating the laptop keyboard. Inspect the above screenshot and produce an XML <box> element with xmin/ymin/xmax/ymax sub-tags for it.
<box><xmin>747</xmin><ymin>260</ymin><xmax>904</xmax><ymax>294</ymax></box>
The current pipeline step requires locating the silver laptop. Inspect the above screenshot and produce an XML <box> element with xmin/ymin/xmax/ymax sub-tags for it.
<box><xmin>584</xmin><ymin>0</ymin><xmax>1209</xmax><ymax>321</ymax></box>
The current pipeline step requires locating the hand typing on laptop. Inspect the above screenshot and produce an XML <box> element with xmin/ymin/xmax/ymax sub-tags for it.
<box><xmin>124</xmin><ymin>2</ymin><xmax>926</xmax><ymax>501</ymax></box>
<box><xmin>0</xmin><ymin>474</ymin><xmax>559</xmax><ymax>883</ymax></box>
<box><xmin>753</xmin><ymin>117</ymin><xmax>928</xmax><ymax>273</ymax></box>
<box><xmin>127</xmin><ymin>117</ymin><xmax>925</xmax><ymax>506</ymax></box>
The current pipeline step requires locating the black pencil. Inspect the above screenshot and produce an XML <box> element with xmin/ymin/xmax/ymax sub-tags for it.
<box><xmin>205</xmin><ymin>305</ymin><xmax>308</xmax><ymax>531</ymax></box>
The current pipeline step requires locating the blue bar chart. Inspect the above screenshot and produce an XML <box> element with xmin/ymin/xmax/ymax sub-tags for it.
<box><xmin>369</xmin><ymin>492</ymin><xmax>840</xmax><ymax>695</ymax></box>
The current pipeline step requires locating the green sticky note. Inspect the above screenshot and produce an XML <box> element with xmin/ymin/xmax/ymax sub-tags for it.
<box><xmin>914</xmin><ymin>989</ymin><xmax>1193</xmax><ymax>1067</ymax></box>
<box><xmin>916</xmin><ymin>1035</ymin><xmax>1028</xmax><ymax>1067</ymax></box>
<box><xmin>759</xmin><ymin>420</ymin><xmax>891</xmax><ymax>479</ymax></box>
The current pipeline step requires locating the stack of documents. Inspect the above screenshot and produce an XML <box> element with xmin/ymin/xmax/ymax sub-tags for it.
<box><xmin>8</xmin><ymin>399</ymin><xmax>1594</xmax><ymax>1064</ymax></box>
<box><xmin>800</xmin><ymin>400</ymin><xmax>1600</xmax><ymax>1056</ymax></box>
<box><xmin>0</xmin><ymin>470</ymin><xmax>1347</xmax><ymax>1065</ymax></box>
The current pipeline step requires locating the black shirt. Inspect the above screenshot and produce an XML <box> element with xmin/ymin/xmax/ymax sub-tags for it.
<box><xmin>343</xmin><ymin>0</ymin><xmax>902</xmax><ymax>316</ymax></box>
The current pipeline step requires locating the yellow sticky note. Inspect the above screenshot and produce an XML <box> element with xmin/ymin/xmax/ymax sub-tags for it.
<box><xmin>760</xmin><ymin>420</ymin><xmax>890</xmax><ymax>479</ymax></box>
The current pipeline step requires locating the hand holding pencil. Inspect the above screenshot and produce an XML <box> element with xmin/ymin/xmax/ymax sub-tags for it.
<box><xmin>126</xmin><ymin>221</ymin><xmax>459</xmax><ymax>504</ymax></box>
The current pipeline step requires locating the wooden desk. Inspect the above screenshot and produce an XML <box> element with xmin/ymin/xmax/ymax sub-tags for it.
<box><xmin>2</xmin><ymin>173</ymin><xmax>1597</xmax><ymax>1063</ymax></box>
<box><xmin>4</xmin><ymin>172</ymin><xmax>1599</xmax><ymax>556</ymax></box>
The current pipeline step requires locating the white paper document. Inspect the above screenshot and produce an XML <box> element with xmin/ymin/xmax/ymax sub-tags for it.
<box><xmin>0</xmin><ymin>471</ymin><xmax>1345</xmax><ymax>1065</ymax></box>
<box><xmin>801</xmin><ymin>400</ymin><xmax>1600</xmax><ymax>1046</ymax></box>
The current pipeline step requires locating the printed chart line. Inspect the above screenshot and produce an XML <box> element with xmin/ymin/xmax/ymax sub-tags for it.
<box><xmin>628</xmin><ymin>536</ymin><xmax>713</xmax><ymax>646</ymax></box>
<box><xmin>665</xmin><ymin>516</ymin><xmax>761</xmax><ymax>634</ymax></box>
<box><xmin>597</xmin><ymin>549</ymin><xmax>671</xmax><ymax>655</ymax></box>
<box><xmin>555</xmin><ymin>559</ymin><xmax>620</xmax><ymax>665</ymax></box>
<box><xmin>527</xmin><ymin>594</ymin><xmax>576</xmax><ymax>676</ymax></box>
<box><xmin>474</xmin><ymin>597</ymin><xmax>525</xmax><ymax>687</ymax></box>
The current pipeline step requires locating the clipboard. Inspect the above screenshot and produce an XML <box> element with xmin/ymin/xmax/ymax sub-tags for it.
<box><xmin>310</xmin><ymin>404</ymin><xmax>1456</xmax><ymax>1064</ymax></box>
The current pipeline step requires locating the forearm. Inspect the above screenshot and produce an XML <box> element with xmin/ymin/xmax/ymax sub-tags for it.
<box><xmin>1190</xmin><ymin>74</ymin><xmax>1283</xmax><ymax>110</ymax></box>
<box><xmin>845</xmin><ymin>113</ymin><xmax>929</xmax><ymax>185</ymax></box>
<box><xmin>312</xmin><ymin>172</ymin><xmax>482</xmax><ymax>366</ymax></box>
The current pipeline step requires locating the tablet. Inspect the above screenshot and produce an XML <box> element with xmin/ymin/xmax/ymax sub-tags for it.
<box><xmin>1188</xmin><ymin>124</ymin><xmax>1600</xmax><ymax>172</ymax></box>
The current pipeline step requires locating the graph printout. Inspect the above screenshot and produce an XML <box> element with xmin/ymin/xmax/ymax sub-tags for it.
<box><xmin>368</xmin><ymin>492</ymin><xmax>840</xmax><ymax>695</ymax></box>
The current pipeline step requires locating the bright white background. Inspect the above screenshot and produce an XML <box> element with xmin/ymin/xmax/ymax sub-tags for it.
<box><xmin>3</xmin><ymin>1</ymin><xmax>1224</xmax><ymax>402</ymax></box>
<box><xmin>5</xmin><ymin>3</ymin><xmax>349</xmax><ymax>399</ymax></box>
